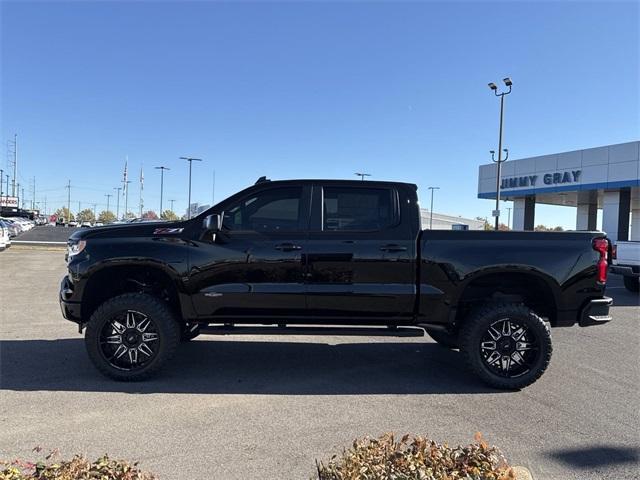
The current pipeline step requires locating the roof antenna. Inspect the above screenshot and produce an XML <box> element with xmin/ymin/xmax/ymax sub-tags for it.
<box><xmin>255</xmin><ymin>176</ymin><xmax>270</xmax><ymax>184</ymax></box>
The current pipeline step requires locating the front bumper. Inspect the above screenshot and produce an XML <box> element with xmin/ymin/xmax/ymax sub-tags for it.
<box><xmin>579</xmin><ymin>296</ymin><xmax>613</xmax><ymax>327</ymax></box>
<box><xmin>59</xmin><ymin>275</ymin><xmax>82</xmax><ymax>324</ymax></box>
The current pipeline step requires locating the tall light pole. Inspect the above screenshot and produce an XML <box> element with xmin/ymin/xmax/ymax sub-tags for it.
<box><xmin>114</xmin><ymin>187</ymin><xmax>121</xmax><ymax>219</ymax></box>
<box><xmin>169</xmin><ymin>199</ymin><xmax>176</xmax><ymax>212</ymax></box>
<box><xmin>488</xmin><ymin>77</ymin><xmax>513</xmax><ymax>230</ymax></box>
<box><xmin>428</xmin><ymin>186</ymin><xmax>440</xmax><ymax>230</ymax></box>
<box><xmin>155</xmin><ymin>166</ymin><xmax>170</xmax><ymax>215</ymax></box>
<box><xmin>180</xmin><ymin>157</ymin><xmax>203</xmax><ymax>219</ymax></box>
<box><xmin>490</xmin><ymin>147</ymin><xmax>509</xmax><ymax>228</ymax></box>
<box><xmin>354</xmin><ymin>172</ymin><xmax>371</xmax><ymax>181</ymax></box>
<box><xmin>105</xmin><ymin>194</ymin><xmax>112</xmax><ymax>215</ymax></box>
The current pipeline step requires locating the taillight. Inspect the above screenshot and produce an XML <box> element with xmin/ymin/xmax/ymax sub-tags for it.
<box><xmin>592</xmin><ymin>237</ymin><xmax>609</xmax><ymax>284</ymax></box>
<box><xmin>611</xmin><ymin>244</ymin><xmax>617</xmax><ymax>260</ymax></box>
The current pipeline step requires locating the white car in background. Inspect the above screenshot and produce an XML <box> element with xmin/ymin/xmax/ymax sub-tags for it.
<box><xmin>0</xmin><ymin>222</ymin><xmax>10</xmax><ymax>250</ymax></box>
<box><xmin>612</xmin><ymin>241</ymin><xmax>640</xmax><ymax>292</ymax></box>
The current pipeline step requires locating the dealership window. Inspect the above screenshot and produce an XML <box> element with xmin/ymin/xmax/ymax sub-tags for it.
<box><xmin>223</xmin><ymin>187</ymin><xmax>302</xmax><ymax>232</ymax></box>
<box><xmin>323</xmin><ymin>187</ymin><xmax>394</xmax><ymax>231</ymax></box>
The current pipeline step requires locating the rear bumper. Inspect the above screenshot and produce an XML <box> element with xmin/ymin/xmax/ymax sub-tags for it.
<box><xmin>610</xmin><ymin>265</ymin><xmax>640</xmax><ymax>277</ymax></box>
<box><xmin>579</xmin><ymin>296</ymin><xmax>613</xmax><ymax>327</ymax></box>
<box><xmin>59</xmin><ymin>275</ymin><xmax>82</xmax><ymax>324</ymax></box>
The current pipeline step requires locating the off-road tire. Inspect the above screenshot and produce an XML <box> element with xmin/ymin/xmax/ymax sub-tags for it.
<box><xmin>85</xmin><ymin>293</ymin><xmax>180</xmax><ymax>381</ymax></box>
<box><xmin>623</xmin><ymin>275</ymin><xmax>639</xmax><ymax>293</ymax></box>
<box><xmin>460</xmin><ymin>303</ymin><xmax>552</xmax><ymax>390</ymax></box>
<box><xmin>425</xmin><ymin>328</ymin><xmax>459</xmax><ymax>349</ymax></box>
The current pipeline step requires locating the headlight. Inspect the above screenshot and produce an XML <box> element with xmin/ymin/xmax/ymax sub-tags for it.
<box><xmin>68</xmin><ymin>240</ymin><xmax>87</xmax><ymax>257</ymax></box>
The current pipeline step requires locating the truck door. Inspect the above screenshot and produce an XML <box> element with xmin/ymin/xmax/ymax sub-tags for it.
<box><xmin>304</xmin><ymin>183</ymin><xmax>416</xmax><ymax>321</ymax></box>
<box><xmin>189</xmin><ymin>185</ymin><xmax>310</xmax><ymax>319</ymax></box>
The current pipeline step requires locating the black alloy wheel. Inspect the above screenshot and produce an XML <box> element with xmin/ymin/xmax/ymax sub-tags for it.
<box><xmin>460</xmin><ymin>303</ymin><xmax>552</xmax><ymax>390</ymax></box>
<box><xmin>85</xmin><ymin>293</ymin><xmax>179</xmax><ymax>381</ymax></box>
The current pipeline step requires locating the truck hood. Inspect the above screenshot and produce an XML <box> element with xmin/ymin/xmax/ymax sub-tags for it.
<box><xmin>68</xmin><ymin>221</ymin><xmax>190</xmax><ymax>242</ymax></box>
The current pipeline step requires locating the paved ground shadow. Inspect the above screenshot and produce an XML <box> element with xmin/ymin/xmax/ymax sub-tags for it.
<box><xmin>547</xmin><ymin>445</ymin><xmax>640</xmax><ymax>469</ymax></box>
<box><xmin>0</xmin><ymin>338</ymin><xmax>500</xmax><ymax>395</ymax></box>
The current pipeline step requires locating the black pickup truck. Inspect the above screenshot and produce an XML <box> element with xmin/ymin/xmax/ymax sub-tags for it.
<box><xmin>60</xmin><ymin>179</ymin><xmax>613</xmax><ymax>389</ymax></box>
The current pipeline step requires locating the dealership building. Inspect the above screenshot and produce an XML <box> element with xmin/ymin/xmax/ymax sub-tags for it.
<box><xmin>478</xmin><ymin>141</ymin><xmax>640</xmax><ymax>242</ymax></box>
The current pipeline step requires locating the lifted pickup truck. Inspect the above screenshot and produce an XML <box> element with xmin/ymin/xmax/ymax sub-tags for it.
<box><xmin>60</xmin><ymin>179</ymin><xmax>613</xmax><ymax>389</ymax></box>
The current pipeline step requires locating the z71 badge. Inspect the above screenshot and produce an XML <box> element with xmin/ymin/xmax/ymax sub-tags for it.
<box><xmin>153</xmin><ymin>227</ymin><xmax>184</xmax><ymax>235</ymax></box>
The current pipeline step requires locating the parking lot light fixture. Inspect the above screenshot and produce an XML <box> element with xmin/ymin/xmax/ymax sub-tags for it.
<box><xmin>487</xmin><ymin>76</ymin><xmax>513</xmax><ymax>230</ymax></box>
<box><xmin>155</xmin><ymin>166</ymin><xmax>170</xmax><ymax>215</ymax></box>
<box><xmin>180</xmin><ymin>157</ymin><xmax>203</xmax><ymax>219</ymax></box>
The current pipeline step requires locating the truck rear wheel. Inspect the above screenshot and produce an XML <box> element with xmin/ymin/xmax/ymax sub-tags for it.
<box><xmin>85</xmin><ymin>293</ymin><xmax>180</xmax><ymax>381</ymax></box>
<box><xmin>460</xmin><ymin>303</ymin><xmax>552</xmax><ymax>390</ymax></box>
<box><xmin>623</xmin><ymin>275</ymin><xmax>639</xmax><ymax>293</ymax></box>
<box><xmin>425</xmin><ymin>328</ymin><xmax>459</xmax><ymax>349</ymax></box>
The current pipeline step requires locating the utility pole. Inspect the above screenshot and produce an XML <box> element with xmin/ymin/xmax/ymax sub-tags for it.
<box><xmin>155</xmin><ymin>166</ymin><xmax>170</xmax><ymax>215</ymax></box>
<box><xmin>11</xmin><ymin>134</ymin><xmax>17</xmax><ymax>197</ymax></box>
<box><xmin>507</xmin><ymin>206</ymin><xmax>512</xmax><ymax>230</ymax></box>
<box><xmin>114</xmin><ymin>187</ymin><xmax>121</xmax><ymax>219</ymax></box>
<box><xmin>78</xmin><ymin>201</ymin><xmax>81</xmax><ymax>215</ymax></box>
<box><xmin>32</xmin><ymin>177</ymin><xmax>36</xmax><ymax>211</ymax></box>
<box><xmin>66</xmin><ymin>180</ymin><xmax>71</xmax><ymax>224</ymax></box>
<box><xmin>16</xmin><ymin>183</ymin><xmax>20</xmax><ymax>208</ymax></box>
<box><xmin>427</xmin><ymin>186</ymin><xmax>440</xmax><ymax>230</ymax></box>
<box><xmin>123</xmin><ymin>180</ymin><xmax>132</xmax><ymax>219</ymax></box>
<box><xmin>488</xmin><ymin>77</ymin><xmax>513</xmax><ymax>230</ymax></box>
<box><xmin>169</xmin><ymin>199</ymin><xmax>176</xmax><ymax>212</ymax></box>
<box><xmin>105</xmin><ymin>194</ymin><xmax>112</xmax><ymax>216</ymax></box>
<box><xmin>0</xmin><ymin>168</ymin><xmax>3</xmax><ymax>198</ymax></box>
<box><xmin>180</xmin><ymin>157</ymin><xmax>203</xmax><ymax>219</ymax></box>
<box><xmin>44</xmin><ymin>196</ymin><xmax>47</xmax><ymax>217</ymax></box>
<box><xmin>355</xmin><ymin>172</ymin><xmax>371</xmax><ymax>181</ymax></box>
<box><xmin>92</xmin><ymin>203</ymin><xmax>97</xmax><ymax>221</ymax></box>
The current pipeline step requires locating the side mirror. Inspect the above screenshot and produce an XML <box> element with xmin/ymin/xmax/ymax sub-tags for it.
<box><xmin>203</xmin><ymin>213</ymin><xmax>222</xmax><ymax>233</ymax></box>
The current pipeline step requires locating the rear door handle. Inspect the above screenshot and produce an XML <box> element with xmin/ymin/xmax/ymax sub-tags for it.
<box><xmin>380</xmin><ymin>244</ymin><xmax>407</xmax><ymax>252</ymax></box>
<box><xmin>275</xmin><ymin>243</ymin><xmax>302</xmax><ymax>252</ymax></box>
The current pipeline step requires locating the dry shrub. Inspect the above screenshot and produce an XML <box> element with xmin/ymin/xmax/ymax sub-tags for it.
<box><xmin>316</xmin><ymin>432</ymin><xmax>516</xmax><ymax>480</ymax></box>
<box><xmin>0</xmin><ymin>450</ymin><xmax>156</xmax><ymax>480</ymax></box>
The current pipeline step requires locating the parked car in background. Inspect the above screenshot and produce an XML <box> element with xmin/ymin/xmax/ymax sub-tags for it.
<box><xmin>94</xmin><ymin>222</ymin><xmax>104</xmax><ymax>227</ymax></box>
<box><xmin>81</xmin><ymin>221</ymin><xmax>93</xmax><ymax>228</ymax></box>
<box><xmin>68</xmin><ymin>220</ymin><xmax>79</xmax><ymax>227</ymax></box>
<box><xmin>0</xmin><ymin>218</ymin><xmax>20</xmax><ymax>237</ymax></box>
<box><xmin>0</xmin><ymin>221</ymin><xmax>10</xmax><ymax>250</ymax></box>
<box><xmin>612</xmin><ymin>241</ymin><xmax>640</xmax><ymax>292</ymax></box>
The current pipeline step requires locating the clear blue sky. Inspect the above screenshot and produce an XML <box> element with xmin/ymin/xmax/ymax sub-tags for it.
<box><xmin>2</xmin><ymin>1</ymin><xmax>638</xmax><ymax>226</ymax></box>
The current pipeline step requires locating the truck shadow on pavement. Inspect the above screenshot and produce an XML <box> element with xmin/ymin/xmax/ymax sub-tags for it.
<box><xmin>0</xmin><ymin>339</ymin><xmax>502</xmax><ymax>395</ymax></box>
<box><xmin>547</xmin><ymin>445</ymin><xmax>640</xmax><ymax>469</ymax></box>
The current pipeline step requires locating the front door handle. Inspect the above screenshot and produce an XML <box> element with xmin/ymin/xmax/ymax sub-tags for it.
<box><xmin>275</xmin><ymin>243</ymin><xmax>302</xmax><ymax>252</ymax></box>
<box><xmin>380</xmin><ymin>244</ymin><xmax>407</xmax><ymax>252</ymax></box>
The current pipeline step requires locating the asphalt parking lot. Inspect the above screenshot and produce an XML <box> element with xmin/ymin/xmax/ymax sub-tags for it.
<box><xmin>1</xmin><ymin>247</ymin><xmax>639</xmax><ymax>479</ymax></box>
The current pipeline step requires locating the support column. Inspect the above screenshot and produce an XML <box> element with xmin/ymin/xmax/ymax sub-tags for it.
<box><xmin>576</xmin><ymin>191</ymin><xmax>598</xmax><ymax>231</ymax></box>
<box><xmin>512</xmin><ymin>195</ymin><xmax>535</xmax><ymax>231</ymax></box>
<box><xmin>602</xmin><ymin>188</ymin><xmax>631</xmax><ymax>242</ymax></box>
<box><xmin>631</xmin><ymin>208</ymin><xmax>640</xmax><ymax>241</ymax></box>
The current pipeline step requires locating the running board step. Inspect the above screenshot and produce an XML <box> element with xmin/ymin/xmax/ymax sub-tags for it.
<box><xmin>199</xmin><ymin>325</ymin><xmax>425</xmax><ymax>337</ymax></box>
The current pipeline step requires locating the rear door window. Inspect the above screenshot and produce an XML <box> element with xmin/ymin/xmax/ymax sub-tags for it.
<box><xmin>322</xmin><ymin>187</ymin><xmax>396</xmax><ymax>231</ymax></box>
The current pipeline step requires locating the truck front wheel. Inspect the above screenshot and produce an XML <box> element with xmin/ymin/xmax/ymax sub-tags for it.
<box><xmin>460</xmin><ymin>303</ymin><xmax>552</xmax><ymax>390</ymax></box>
<box><xmin>85</xmin><ymin>293</ymin><xmax>180</xmax><ymax>381</ymax></box>
<box><xmin>623</xmin><ymin>275</ymin><xmax>639</xmax><ymax>293</ymax></box>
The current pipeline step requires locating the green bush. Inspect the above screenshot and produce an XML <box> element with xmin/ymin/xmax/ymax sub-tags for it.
<box><xmin>315</xmin><ymin>433</ymin><xmax>515</xmax><ymax>480</ymax></box>
<box><xmin>0</xmin><ymin>452</ymin><xmax>156</xmax><ymax>480</ymax></box>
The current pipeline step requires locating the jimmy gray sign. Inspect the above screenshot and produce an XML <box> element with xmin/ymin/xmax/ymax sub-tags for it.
<box><xmin>501</xmin><ymin>170</ymin><xmax>581</xmax><ymax>189</ymax></box>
